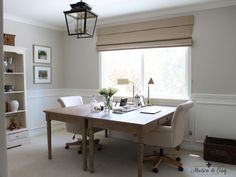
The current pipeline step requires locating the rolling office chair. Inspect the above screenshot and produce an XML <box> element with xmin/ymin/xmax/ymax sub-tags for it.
<box><xmin>143</xmin><ymin>100</ymin><xmax>193</xmax><ymax>173</ymax></box>
<box><xmin>57</xmin><ymin>96</ymin><xmax>102</xmax><ymax>153</ymax></box>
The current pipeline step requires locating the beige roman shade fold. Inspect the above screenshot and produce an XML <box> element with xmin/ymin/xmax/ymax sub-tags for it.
<box><xmin>96</xmin><ymin>15</ymin><xmax>193</xmax><ymax>51</ymax></box>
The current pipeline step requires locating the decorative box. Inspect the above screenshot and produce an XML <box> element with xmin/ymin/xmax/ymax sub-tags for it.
<box><xmin>3</xmin><ymin>33</ymin><xmax>15</xmax><ymax>46</ymax></box>
<box><xmin>204</xmin><ymin>136</ymin><xmax>236</xmax><ymax>165</ymax></box>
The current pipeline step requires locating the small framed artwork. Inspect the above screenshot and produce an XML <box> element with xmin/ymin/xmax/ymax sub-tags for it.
<box><xmin>33</xmin><ymin>45</ymin><xmax>51</xmax><ymax>64</ymax></box>
<box><xmin>139</xmin><ymin>96</ymin><xmax>146</xmax><ymax>107</ymax></box>
<box><xmin>34</xmin><ymin>66</ymin><xmax>52</xmax><ymax>84</ymax></box>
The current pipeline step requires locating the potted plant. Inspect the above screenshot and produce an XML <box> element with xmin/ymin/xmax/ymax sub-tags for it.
<box><xmin>98</xmin><ymin>87</ymin><xmax>118</xmax><ymax>110</ymax></box>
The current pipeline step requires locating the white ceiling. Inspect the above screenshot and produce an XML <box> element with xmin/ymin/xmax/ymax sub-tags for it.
<box><xmin>3</xmin><ymin>0</ymin><xmax>236</xmax><ymax>30</ymax></box>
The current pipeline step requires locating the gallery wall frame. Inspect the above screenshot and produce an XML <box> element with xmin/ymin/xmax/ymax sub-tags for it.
<box><xmin>34</xmin><ymin>66</ymin><xmax>52</xmax><ymax>84</ymax></box>
<box><xmin>33</xmin><ymin>45</ymin><xmax>51</xmax><ymax>64</ymax></box>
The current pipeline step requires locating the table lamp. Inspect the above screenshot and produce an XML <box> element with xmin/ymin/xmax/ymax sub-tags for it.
<box><xmin>147</xmin><ymin>78</ymin><xmax>154</xmax><ymax>105</ymax></box>
<box><xmin>117</xmin><ymin>79</ymin><xmax>135</xmax><ymax>99</ymax></box>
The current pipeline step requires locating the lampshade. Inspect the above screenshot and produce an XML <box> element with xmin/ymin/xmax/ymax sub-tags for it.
<box><xmin>117</xmin><ymin>78</ymin><xmax>135</xmax><ymax>98</ymax></box>
<box><xmin>64</xmin><ymin>1</ymin><xmax>98</xmax><ymax>38</ymax></box>
<box><xmin>117</xmin><ymin>79</ymin><xmax>130</xmax><ymax>85</ymax></box>
<box><xmin>148</xmin><ymin>78</ymin><xmax>154</xmax><ymax>85</ymax></box>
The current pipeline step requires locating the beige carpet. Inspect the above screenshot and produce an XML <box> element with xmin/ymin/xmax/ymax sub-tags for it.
<box><xmin>7</xmin><ymin>130</ymin><xmax>236</xmax><ymax>177</ymax></box>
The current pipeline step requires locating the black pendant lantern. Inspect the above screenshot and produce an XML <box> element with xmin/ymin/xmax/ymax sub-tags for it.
<box><xmin>64</xmin><ymin>1</ymin><xmax>98</xmax><ymax>38</ymax></box>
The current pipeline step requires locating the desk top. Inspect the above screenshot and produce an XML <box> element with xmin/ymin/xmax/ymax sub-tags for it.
<box><xmin>44</xmin><ymin>105</ymin><xmax>176</xmax><ymax>126</ymax></box>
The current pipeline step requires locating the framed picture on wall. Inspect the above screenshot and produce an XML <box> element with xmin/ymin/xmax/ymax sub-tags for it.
<box><xmin>139</xmin><ymin>96</ymin><xmax>146</xmax><ymax>107</ymax></box>
<box><xmin>34</xmin><ymin>66</ymin><xmax>52</xmax><ymax>84</ymax></box>
<box><xmin>33</xmin><ymin>45</ymin><xmax>51</xmax><ymax>64</ymax></box>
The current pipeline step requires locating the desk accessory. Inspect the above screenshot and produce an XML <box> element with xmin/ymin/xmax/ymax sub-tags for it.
<box><xmin>147</xmin><ymin>78</ymin><xmax>154</xmax><ymax>105</ymax></box>
<box><xmin>140</xmin><ymin>106</ymin><xmax>161</xmax><ymax>114</ymax></box>
<box><xmin>119</xmin><ymin>98</ymin><xmax>128</xmax><ymax>106</ymax></box>
<box><xmin>117</xmin><ymin>79</ymin><xmax>135</xmax><ymax>99</ymax></box>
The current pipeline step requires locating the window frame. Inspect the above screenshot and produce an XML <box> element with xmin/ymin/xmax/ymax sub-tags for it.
<box><xmin>99</xmin><ymin>47</ymin><xmax>191</xmax><ymax>101</ymax></box>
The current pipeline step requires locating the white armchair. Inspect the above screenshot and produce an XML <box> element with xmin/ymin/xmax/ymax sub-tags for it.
<box><xmin>143</xmin><ymin>100</ymin><xmax>193</xmax><ymax>173</ymax></box>
<box><xmin>57</xmin><ymin>96</ymin><xmax>102</xmax><ymax>153</ymax></box>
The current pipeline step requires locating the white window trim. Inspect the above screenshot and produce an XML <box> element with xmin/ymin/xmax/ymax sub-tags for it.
<box><xmin>186</xmin><ymin>47</ymin><xmax>192</xmax><ymax>99</ymax></box>
<box><xmin>99</xmin><ymin>47</ymin><xmax>192</xmax><ymax>103</ymax></box>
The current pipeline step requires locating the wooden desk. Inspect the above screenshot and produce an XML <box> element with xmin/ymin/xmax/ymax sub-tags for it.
<box><xmin>44</xmin><ymin>105</ymin><xmax>90</xmax><ymax>171</ymax></box>
<box><xmin>44</xmin><ymin>105</ymin><xmax>176</xmax><ymax>177</ymax></box>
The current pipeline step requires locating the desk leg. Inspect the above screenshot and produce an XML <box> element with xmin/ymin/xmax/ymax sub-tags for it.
<box><xmin>46</xmin><ymin>117</ymin><xmax>52</xmax><ymax>160</ymax></box>
<box><xmin>88</xmin><ymin>120</ymin><xmax>94</xmax><ymax>173</ymax></box>
<box><xmin>105</xmin><ymin>129</ymin><xmax>108</xmax><ymax>138</ymax></box>
<box><xmin>82</xmin><ymin>119</ymin><xmax>88</xmax><ymax>171</ymax></box>
<box><xmin>137</xmin><ymin>134</ymin><xmax>144</xmax><ymax>177</ymax></box>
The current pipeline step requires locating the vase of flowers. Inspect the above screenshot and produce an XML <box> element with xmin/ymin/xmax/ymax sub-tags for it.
<box><xmin>98</xmin><ymin>87</ymin><xmax>118</xmax><ymax>111</ymax></box>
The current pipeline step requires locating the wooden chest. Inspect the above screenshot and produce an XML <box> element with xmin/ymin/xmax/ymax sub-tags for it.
<box><xmin>204</xmin><ymin>136</ymin><xmax>236</xmax><ymax>165</ymax></box>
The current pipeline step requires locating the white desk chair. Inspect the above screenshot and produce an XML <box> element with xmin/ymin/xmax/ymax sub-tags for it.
<box><xmin>57</xmin><ymin>96</ymin><xmax>102</xmax><ymax>153</ymax></box>
<box><xmin>143</xmin><ymin>100</ymin><xmax>193</xmax><ymax>173</ymax></box>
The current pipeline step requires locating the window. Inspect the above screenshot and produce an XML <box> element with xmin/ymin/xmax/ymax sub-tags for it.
<box><xmin>100</xmin><ymin>47</ymin><xmax>190</xmax><ymax>100</ymax></box>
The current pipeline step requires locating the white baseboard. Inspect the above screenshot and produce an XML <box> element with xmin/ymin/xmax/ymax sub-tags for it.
<box><xmin>181</xmin><ymin>141</ymin><xmax>203</xmax><ymax>152</ymax></box>
<box><xmin>28</xmin><ymin>122</ymin><xmax>65</xmax><ymax>137</ymax></box>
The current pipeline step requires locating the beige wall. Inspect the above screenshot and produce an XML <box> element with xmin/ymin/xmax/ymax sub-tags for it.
<box><xmin>63</xmin><ymin>34</ymin><xmax>99</xmax><ymax>89</ymax></box>
<box><xmin>62</xmin><ymin>5</ymin><xmax>236</xmax><ymax>95</ymax></box>
<box><xmin>4</xmin><ymin>5</ymin><xmax>236</xmax><ymax>93</ymax></box>
<box><xmin>3</xmin><ymin>20</ymin><xmax>64</xmax><ymax>90</ymax></box>
<box><xmin>192</xmin><ymin>5</ymin><xmax>236</xmax><ymax>94</ymax></box>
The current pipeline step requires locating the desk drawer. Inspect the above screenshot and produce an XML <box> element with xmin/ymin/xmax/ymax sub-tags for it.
<box><xmin>159</xmin><ymin>114</ymin><xmax>172</xmax><ymax>126</ymax></box>
<box><xmin>7</xmin><ymin>131</ymin><xmax>28</xmax><ymax>142</ymax></box>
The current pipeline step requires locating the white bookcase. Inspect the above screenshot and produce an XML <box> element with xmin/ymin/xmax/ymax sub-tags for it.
<box><xmin>3</xmin><ymin>45</ymin><xmax>29</xmax><ymax>148</ymax></box>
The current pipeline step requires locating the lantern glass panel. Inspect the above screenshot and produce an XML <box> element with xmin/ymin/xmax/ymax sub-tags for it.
<box><xmin>65</xmin><ymin>11</ymin><xmax>86</xmax><ymax>35</ymax></box>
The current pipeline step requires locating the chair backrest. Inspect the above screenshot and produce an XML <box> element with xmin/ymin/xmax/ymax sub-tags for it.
<box><xmin>57</xmin><ymin>96</ymin><xmax>83</xmax><ymax>133</ymax></box>
<box><xmin>57</xmin><ymin>96</ymin><xmax>83</xmax><ymax>108</ymax></box>
<box><xmin>171</xmin><ymin>100</ymin><xmax>193</xmax><ymax>147</ymax></box>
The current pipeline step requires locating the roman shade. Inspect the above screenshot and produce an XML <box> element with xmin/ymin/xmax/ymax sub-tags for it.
<box><xmin>96</xmin><ymin>15</ymin><xmax>193</xmax><ymax>51</ymax></box>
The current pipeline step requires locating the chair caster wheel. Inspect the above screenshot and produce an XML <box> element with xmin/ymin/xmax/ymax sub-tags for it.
<box><xmin>176</xmin><ymin>157</ymin><xmax>181</xmax><ymax>161</ymax></box>
<box><xmin>78</xmin><ymin>150</ymin><xmax>82</xmax><ymax>154</ymax></box>
<box><xmin>178</xmin><ymin>166</ymin><xmax>184</xmax><ymax>171</ymax></box>
<box><xmin>97</xmin><ymin>147</ymin><xmax>102</xmax><ymax>151</ymax></box>
<box><xmin>65</xmin><ymin>145</ymin><xmax>69</xmax><ymax>149</ymax></box>
<box><xmin>152</xmin><ymin>168</ymin><xmax>158</xmax><ymax>173</ymax></box>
